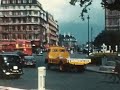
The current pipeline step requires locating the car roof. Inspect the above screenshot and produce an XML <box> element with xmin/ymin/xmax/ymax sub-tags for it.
<box><xmin>24</xmin><ymin>56</ymin><xmax>34</xmax><ymax>58</ymax></box>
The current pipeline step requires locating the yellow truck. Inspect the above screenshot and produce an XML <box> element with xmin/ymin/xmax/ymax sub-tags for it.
<box><xmin>45</xmin><ymin>46</ymin><xmax>91</xmax><ymax>72</ymax></box>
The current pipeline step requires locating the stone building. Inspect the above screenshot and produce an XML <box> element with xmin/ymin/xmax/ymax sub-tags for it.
<box><xmin>46</xmin><ymin>12</ymin><xmax>59</xmax><ymax>46</ymax></box>
<box><xmin>105</xmin><ymin>9</ymin><xmax>120</xmax><ymax>31</ymax></box>
<box><xmin>0</xmin><ymin>0</ymin><xmax>59</xmax><ymax>50</ymax></box>
<box><xmin>59</xmin><ymin>33</ymin><xmax>78</xmax><ymax>51</ymax></box>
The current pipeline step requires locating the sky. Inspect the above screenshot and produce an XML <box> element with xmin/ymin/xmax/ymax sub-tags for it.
<box><xmin>38</xmin><ymin>0</ymin><xmax>105</xmax><ymax>44</ymax></box>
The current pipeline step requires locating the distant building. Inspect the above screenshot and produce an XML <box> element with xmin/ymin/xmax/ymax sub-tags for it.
<box><xmin>0</xmin><ymin>0</ymin><xmax>59</xmax><ymax>51</ymax></box>
<box><xmin>46</xmin><ymin>12</ymin><xmax>59</xmax><ymax>46</ymax></box>
<box><xmin>59</xmin><ymin>33</ymin><xmax>78</xmax><ymax>51</ymax></box>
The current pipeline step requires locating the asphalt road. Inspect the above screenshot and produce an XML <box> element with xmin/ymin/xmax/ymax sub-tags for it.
<box><xmin>0</xmin><ymin>52</ymin><xmax>120</xmax><ymax>90</ymax></box>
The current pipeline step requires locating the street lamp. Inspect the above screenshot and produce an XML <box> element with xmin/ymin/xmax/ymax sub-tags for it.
<box><xmin>87</xmin><ymin>15</ymin><xmax>90</xmax><ymax>56</ymax></box>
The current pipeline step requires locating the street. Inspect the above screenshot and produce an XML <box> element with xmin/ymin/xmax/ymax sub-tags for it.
<box><xmin>0</xmin><ymin>53</ymin><xmax>120</xmax><ymax>90</ymax></box>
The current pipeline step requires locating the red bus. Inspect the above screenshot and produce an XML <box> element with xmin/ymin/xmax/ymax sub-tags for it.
<box><xmin>0</xmin><ymin>39</ymin><xmax>32</xmax><ymax>55</ymax></box>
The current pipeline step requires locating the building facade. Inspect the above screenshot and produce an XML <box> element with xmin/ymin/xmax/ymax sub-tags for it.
<box><xmin>59</xmin><ymin>33</ymin><xmax>78</xmax><ymax>51</ymax></box>
<box><xmin>46</xmin><ymin>12</ymin><xmax>59</xmax><ymax>46</ymax></box>
<box><xmin>105</xmin><ymin>9</ymin><xmax>120</xmax><ymax>31</ymax></box>
<box><xmin>0</xmin><ymin>0</ymin><xmax>59</xmax><ymax>50</ymax></box>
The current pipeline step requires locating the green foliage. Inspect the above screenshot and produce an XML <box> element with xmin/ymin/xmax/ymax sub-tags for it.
<box><xmin>93</xmin><ymin>30</ymin><xmax>120</xmax><ymax>49</ymax></box>
<box><xmin>70</xmin><ymin>0</ymin><xmax>120</xmax><ymax>20</ymax></box>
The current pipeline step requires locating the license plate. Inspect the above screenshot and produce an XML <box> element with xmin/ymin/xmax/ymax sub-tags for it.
<box><xmin>13</xmin><ymin>66</ymin><xmax>18</xmax><ymax>69</ymax></box>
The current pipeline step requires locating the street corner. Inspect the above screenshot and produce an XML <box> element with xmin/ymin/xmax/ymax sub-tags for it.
<box><xmin>85</xmin><ymin>65</ymin><xmax>101</xmax><ymax>73</ymax></box>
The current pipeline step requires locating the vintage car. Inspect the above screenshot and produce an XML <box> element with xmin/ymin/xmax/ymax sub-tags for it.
<box><xmin>0</xmin><ymin>53</ymin><xmax>23</xmax><ymax>79</ymax></box>
<box><xmin>23</xmin><ymin>56</ymin><xmax>36</xmax><ymax>67</ymax></box>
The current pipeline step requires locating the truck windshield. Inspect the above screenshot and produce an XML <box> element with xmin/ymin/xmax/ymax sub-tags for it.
<box><xmin>60</xmin><ymin>49</ymin><xmax>65</xmax><ymax>52</ymax></box>
<box><xmin>3</xmin><ymin>55</ymin><xmax>20</xmax><ymax>64</ymax></box>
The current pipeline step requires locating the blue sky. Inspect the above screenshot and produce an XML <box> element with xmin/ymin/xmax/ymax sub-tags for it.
<box><xmin>39</xmin><ymin>0</ymin><xmax>105</xmax><ymax>44</ymax></box>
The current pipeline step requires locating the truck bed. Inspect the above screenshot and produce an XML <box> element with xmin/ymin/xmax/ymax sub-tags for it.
<box><xmin>67</xmin><ymin>58</ymin><xmax>91</xmax><ymax>65</ymax></box>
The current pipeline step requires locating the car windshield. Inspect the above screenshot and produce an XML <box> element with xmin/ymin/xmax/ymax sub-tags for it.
<box><xmin>60</xmin><ymin>49</ymin><xmax>65</xmax><ymax>52</ymax></box>
<box><xmin>3</xmin><ymin>55</ymin><xmax>20</xmax><ymax>64</ymax></box>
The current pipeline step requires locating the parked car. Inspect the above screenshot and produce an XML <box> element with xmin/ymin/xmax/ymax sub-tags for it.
<box><xmin>23</xmin><ymin>56</ymin><xmax>36</xmax><ymax>67</ymax></box>
<box><xmin>0</xmin><ymin>53</ymin><xmax>23</xmax><ymax>79</ymax></box>
<box><xmin>99</xmin><ymin>61</ymin><xmax>116</xmax><ymax>73</ymax></box>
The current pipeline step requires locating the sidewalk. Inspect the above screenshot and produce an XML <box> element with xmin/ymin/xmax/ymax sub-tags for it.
<box><xmin>86</xmin><ymin>65</ymin><xmax>100</xmax><ymax>72</ymax></box>
<box><xmin>86</xmin><ymin>65</ymin><xmax>116</xmax><ymax>74</ymax></box>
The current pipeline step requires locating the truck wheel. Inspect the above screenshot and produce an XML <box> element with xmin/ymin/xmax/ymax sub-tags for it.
<box><xmin>59</xmin><ymin>62</ymin><xmax>64</xmax><ymax>72</ymax></box>
<box><xmin>80</xmin><ymin>66</ymin><xmax>85</xmax><ymax>72</ymax></box>
<box><xmin>45</xmin><ymin>59</ymin><xmax>48</xmax><ymax>64</ymax></box>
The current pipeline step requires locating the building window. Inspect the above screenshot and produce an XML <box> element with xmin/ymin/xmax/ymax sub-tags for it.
<box><xmin>7</xmin><ymin>0</ymin><xmax>10</xmax><ymax>4</ymax></box>
<box><xmin>23</xmin><ymin>0</ymin><xmax>27</xmax><ymax>3</ymax></box>
<box><xmin>29</xmin><ymin>25</ymin><xmax>32</xmax><ymax>30</ymax></box>
<box><xmin>29</xmin><ymin>11</ymin><xmax>31</xmax><ymax>15</ymax></box>
<box><xmin>23</xmin><ymin>26</ymin><xmax>26</xmax><ymax>30</ymax></box>
<box><xmin>18</xmin><ymin>0</ymin><xmax>21</xmax><ymax>3</ymax></box>
<box><xmin>23</xmin><ymin>18</ymin><xmax>26</xmax><ymax>23</ymax></box>
<box><xmin>18</xmin><ymin>6</ymin><xmax>20</xmax><ymax>9</ymax></box>
<box><xmin>28</xmin><ymin>17</ymin><xmax>31</xmax><ymax>22</ymax></box>
<box><xmin>34</xmin><ymin>17</ymin><xmax>38</xmax><ymax>22</ymax></box>
<box><xmin>13</xmin><ymin>6</ymin><xmax>15</xmax><ymax>9</ymax></box>
<box><xmin>23</xmin><ymin>11</ymin><xmax>27</xmax><ymax>15</ymax></box>
<box><xmin>34</xmin><ymin>11</ymin><xmax>38</xmax><ymax>15</ymax></box>
<box><xmin>13</xmin><ymin>0</ymin><xmax>16</xmax><ymax>4</ymax></box>
<box><xmin>29</xmin><ymin>0</ymin><xmax>32</xmax><ymax>3</ymax></box>
<box><xmin>2</xmin><ymin>0</ymin><xmax>6</xmax><ymax>4</ymax></box>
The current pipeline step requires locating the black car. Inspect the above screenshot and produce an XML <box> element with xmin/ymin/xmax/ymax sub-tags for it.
<box><xmin>0</xmin><ymin>53</ymin><xmax>23</xmax><ymax>79</ymax></box>
<box><xmin>1</xmin><ymin>51</ymin><xmax>27</xmax><ymax>66</ymax></box>
<box><xmin>23</xmin><ymin>56</ymin><xmax>36</xmax><ymax>67</ymax></box>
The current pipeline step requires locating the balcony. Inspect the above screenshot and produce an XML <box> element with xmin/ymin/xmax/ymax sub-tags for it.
<box><xmin>0</xmin><ymin>22</ymin><xmax>40</xmax><ymax>25</ymax></box>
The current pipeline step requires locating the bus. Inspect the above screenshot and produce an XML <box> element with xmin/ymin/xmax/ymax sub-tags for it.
<box><xmin>0</xmin><ymin>39</ymin><xmax>32</xmax><ymax>55</ymax></box>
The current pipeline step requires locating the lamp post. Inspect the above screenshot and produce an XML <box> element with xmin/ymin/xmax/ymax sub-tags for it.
<box><xmin>87</xmin><ymin>15</ymin><xmax>90</xmax><ymax>56</ymax></box>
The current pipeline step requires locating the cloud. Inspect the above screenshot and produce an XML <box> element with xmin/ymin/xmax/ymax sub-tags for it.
<box><xmin>39</xmin><ymin>0</ymin><xmax>104</xmax><ymax>24</ymax></box>
<box><xmin>39</xmin><ymin>0</ymin><xmax>82</xmax><ymax>23</ymax></box>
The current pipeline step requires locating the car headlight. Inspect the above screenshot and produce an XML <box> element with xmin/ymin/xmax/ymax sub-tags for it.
<box><xmin>3</xmin><ymin>70</ymin><xmax>6</xmax><ymax>72</ymax></box>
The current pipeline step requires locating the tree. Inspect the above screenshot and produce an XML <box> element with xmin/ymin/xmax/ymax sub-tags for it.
<box><xmin>93</xmin><ymin>30</ymin><xmax>120</xmax><ymax>51</ymax></box>
<box><xmin>70</xmin><ymin>0</ymin><xmax>120</xmax><ymax>20</ymax></box>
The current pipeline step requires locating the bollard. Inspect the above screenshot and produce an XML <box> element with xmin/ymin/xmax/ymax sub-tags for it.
<box><xmin>38</xmin><ymin>67</ymin><xmax>46</xmax><ymax>90</ymax></box>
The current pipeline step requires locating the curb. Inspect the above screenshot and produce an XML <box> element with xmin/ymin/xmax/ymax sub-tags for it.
<box><xmin>85</xmin><ymin>68</ymin><xmax>100</xmax><ymax>73</ymax></box>
<box><xmin>86</xmin><ymin>68</ymin><xmax>116</xmax><ymax>74</ymax></box>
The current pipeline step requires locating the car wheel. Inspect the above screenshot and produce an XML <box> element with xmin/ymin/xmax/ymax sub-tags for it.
<box><xmin>59</xmin><ymin>62</ymin><xmax>65</xmax><ymax>72</ymax></box>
